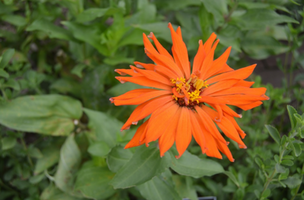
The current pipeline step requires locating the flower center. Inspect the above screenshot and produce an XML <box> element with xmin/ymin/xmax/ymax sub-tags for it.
<box><xmin>170</xmin><ymin>75</ymin><xmax>209</xmax><ymax>107</ymax></box>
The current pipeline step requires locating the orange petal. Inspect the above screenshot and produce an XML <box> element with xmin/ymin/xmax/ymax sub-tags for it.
<box><xmin>145</xmin><ymin>102</ymin><xmax>179</xmax><ymax>144</ymax></box>
<box><xmin>115</xmin><ymin>76</ymin><xmax>171</xmax><ymax>90</ymax></box>
<box><xmin>225</xmin><ymin>115</ymin><xmax>246</xmax><ymax>139</ymax></box>
<box><xmin>121</xmin><ymin>95</ymin><xmax>173</xmax><ymax>130</ymax></box>
<box><xmin>189</xmin><ymin>111</ymin><xmax>207</xmax><ymax>153</ymax></box>
<box><xmin>221</xmin><ymin>95</ymin><xmax>268</xmax><ymax>105</ymax></box>
<box><xmin>158</xmin><ymin>107</ymin><xmax>181</xmax><ymax>156</ymax></box>
<box><xmin>175</xmin><ymin>107</ymin><xmax>192</xmax><ymax>158</ymax></box>
<box><xmin>236</xmin><ymin>101</ymin><xmax>263</xmax><ymax>110</ymax></box>
<box><xmin>216</xmin><ymin>140</ymin><xmax>234</xmax><ymax>162</ymax></box>
<box><xmin>198</xmin><ymin>96</ymin><xmax>228</xmax><ymax>104</ymax></box>
<box><xmin>193</xmin><ymin>40</ymin><xmax>206</xmax><ymax>73</ymax></box>
<box><xmin>204</xmin><ymin>32</ymin><xmax>217</xmax><ymax>53</ymax></box>
<box><xmin>143</xmin><ymin>33</ymin><xmax>159</xmax><ymax>55</ymax></box>
<box><xmin>148</xmin><ymin>32</ymin><xmax>173</xmax><ymax>60</ymax></box>
<box><xmin>207</xmin><ymin>64</ymin><xmax>256</xmax><ymax>84</ymax></box>
<box><xmin>112</xmin><ymin>89</ymin><xmax>157</xmax><ymax>100</ymax></box>
<box><xmin>204</xmin><ymin>47</ymin><xmax>231</xmax><ymax>79</ymax></box>
<box><xmin>133</xmin><ymin>67</ymin><xmax>173</xmax><ymax>86</ymax></box>
<box><xmin>195</xmin><ymin>106</ymin><xmax>227</xmax><ymax>144</ymax></box>
<box><xmin>125</xmin><ymin>119</ymin><xmax>149</xmax><ymax>148</ymax></box>
<box><xmin>113</xmin><ymin>90</ymin><xmax>171</xmax><ymax>106</ymax></box>
<box><xmin>134</xmin><ymin>61</ymin><xmax>155</xmax><ymax>70</ymax></box>
<box><xmin>211</xmin><ymin>86</ymin><xmax>267</xmax><ymax>97</ymax></box>
<box><xmin>200</xmin><ymin>39</ymin><xmax>219</xmax><ymax>79</ymax></box>
<box><xmin>115</xmin><ymin>67</ymin><xmax>141</xmax><ymax>77</ymax></box>
<box><xmin>168</xmin><ymin>23</ymin><xmax>190</xmax><ymax>79</ymax></box>
<box><xmin>203</xmin><ymin>79</ymin><xmax>239</xmax><ymax>96</ymax></box>
<box><xmin>155</xmin><ymin>65</ymin><xmax>180</xmax><ymax>79</ymax></box>
<box><xmin>220</xmin><ymin>104</ymin><xmax>242</xmax><ymax>118</ymax></box>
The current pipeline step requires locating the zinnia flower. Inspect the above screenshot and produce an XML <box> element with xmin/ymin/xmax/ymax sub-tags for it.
<box><xmin>110</xmin><ymin>23</ymin><xmax>268</xmax><ymax>161</ymax></box>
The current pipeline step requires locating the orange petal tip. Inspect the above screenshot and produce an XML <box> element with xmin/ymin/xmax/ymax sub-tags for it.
<box><xmin>175</xmin><ymin>155</ymin><xmax>181</xmax><ymax>159</ymax></box>
<box><xmin>238</xmin><ymin>114</ymin><xmax>242</xmax><ymax>118</ymax></box>
<box><xmin>109</xmin><ymin>98</ymin><xmax>114</xmax><ymax>103</ymax></box>
<box><xmin>115</xmin><ymin>77</ymin><xmax>126</xmax><ymax>83</ymax></box>
<box><xmin>148</xmin><ymin>32</ymin><xmax>153</xmax><ymax>38</ymax></box>
<box><xmin>135</xmin><ymin>63</ymin><xmax>144</xmax><ymax>68</ymax></box>
<box><xmin>132</xmin><ymin>121</ymin><xmax>138</xmax><ymax>125</ymax></box>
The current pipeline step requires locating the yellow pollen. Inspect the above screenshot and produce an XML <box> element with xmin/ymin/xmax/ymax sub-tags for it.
<box><xmin>188</xmin><ymin>90</ymin><xmax>201</xmax><ymax>103</ymax></box>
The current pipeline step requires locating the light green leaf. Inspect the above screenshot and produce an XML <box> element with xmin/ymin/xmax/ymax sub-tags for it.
<box><xmin>265</xmin><ymin>125</ymin><xmax>281</xmax><ymax>145</ymax></box>
<box><xmin>88</xmin><ymin>141</ymin><xmax>111</xmax><ymax>157</ymax></box>
<box><xmin>27</xmin><ymin>19</ymin><xmax>74</xmax><ymax>41</ymax></box>
<box><xmin>107</xmin><ymin>145</ymin><xmax>133</xmax><ymax>172</ymax></box>
<box><xmin>28</xmin><ymin>147</ymin><xmax>43</xmax><ymax>159</ymax></box>
<box><xmin>172</xmin><ymin>175</ymin><xmax>198</xmax><ymax>200</ymax></box>
<box><xmin>287</xmin><ymin>105</ymin><xmax>297</xmax><ymax>131</ymax></box>
<box><xmin>137</xmin><ymin>170</ymin><xmax>182</xmax><ymax>200</ymax></box>
<box><xmin>83</xmin><ymin>108</ymin><xmax>120</xmax><ymax>147</ymax></box>
<box><xmin>3</xmin><ymin>79</ymin><xmax>20</xmax><ymax>90</ymax></box>
<box><xmin>1</xmin><ymin>137</ymin><xmax>16</xmax><ymax>150</ymax></box>
<box><xmin>75</xmin><ymin>161</ymin><xmax>115</xmax><ymax>199</ymax></box>
<box><xmin>110</xmin><ymin>145</ymin><xmax>171</xmax><ymax>189</ymax></box>
<box><xmin>104</xmin><ymin>56</ymin><xmax>134</xmax><ymax>66</ymax></box>
<box><xmin>291</xmin><ymin>142</ymin><xmax>302</xmax><ymax>157</ymax></box>
<box><xmin>34</xmin><ymin>146</ymin><xmax>60</xmax><ymax>175</ymax></box>
<box><xmin>1</xmin><ymin>14</ymin><xmax>27</xmax><ymax>27</ymax></box>
<box><xmin>0</xmin><ymin>48</ymin><xmax>15</xmax><ymax>69</ymax></box>
<box><xmin>71</xmin><ymin>64</ymin><xmax>86</xmax><ymax>78</ymax></box>
<box><xmin>170</xmin><ymin>150</ymin><xmax>224</xmax><ymax>178</ymax></box>
<box><xmin>282</xmin><ymin>174</ymin><xmax>302</xmax><ymax>189</ymax></box>
<box><xmin>0</xmin><ymin>95</ymin><xmax>82</xmax><ymax>136</ymax></box>
<box><xmin>0</xmin><ymin>69</ymin><xmax>9</xmax><ymax>78</ymax></box>
<box><xmin>281</xmin><ymin>159</ymin><xmax>294</xmax><ymax>166</ymax></box>
<box><xmin>75</xmin><ymin>7</ymin><xmax>121</xmax><ymax>23</ymax></box>
<box><xmin>54</xmin><ymin>135</ymin><xmax>82</xmax><ymax>197</ymax></box>
<box><xmin>40</xmin><ymin>184</ymin><xmax>85</xmax><ymax>200</ymax></box>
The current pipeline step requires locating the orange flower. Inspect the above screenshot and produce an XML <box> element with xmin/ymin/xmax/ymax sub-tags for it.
<box><xmin>110</xmin><ymin>23</ymin><xmax>268</xmax><ymax>161</ymax></box>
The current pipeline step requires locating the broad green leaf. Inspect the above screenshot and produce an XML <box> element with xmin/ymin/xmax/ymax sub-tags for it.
<box><xmin>275</xmin><ymin>163</ymin><xmax>286</xmax><ymax>173</ymax></box>
<box><xmin>282</xmin><ymin>174</ymin><xmax>302</xmax><ymax>189</ymax></box>
<box><xmin>1</xmin><ymin>14</ymin><xmax>27</xmax><ymax>27</ymax></box>
<box><xmin>40</xmin><ymin>184</ymin><xmax>84</xmax><ymax>200</ymax></box>
<box><xmin>75</xmin><ymin>7</ymin><xmax>121</xmax><ymax>23</ymax></box>
<box><xmin>34</xmin><ymin>146</ymin><xmax>60</xmax><ymax>175</ymax></box>
<box><xmin>281</xmin><ymin>159</ymin><xmax>294</xmax><ymax>166</ymax></box>
<box><xmin>104</xmin><ymin>56</ymin><xmax>134</xmax><ymax>66</ymax></box>
<box><xmin>287</xmin><ymin>105</ymin><xmax>297</xmax><ymax>131</ymax></box>
<box><xmin>0</xmin><ymin>69</ymin><xmax>9</xmax><ymax>78</ymax></box>
<box><xmin>261</xmin><ymin>188</ymin><xmax>271</xmax><ymax>199</ymax></box>
<box><xmin>3</xmin><ymin>79</ymin><xmax>20</xmax><ymax>90</ymax></box>
<box><xmin>265</xmin><ymin>125</ymin><xmax>281</xmax><ymax>145</ymax></box>
<box><xmin>88</xmin><ymin>141</ymin><xmax>111</xmax><ymax>157</ymax></box>
<box><xmin>170</xmin><ymin>150</ymin><xmax>224</xmax><ymax>178</ymax></box>
<box><xmin>223</xmin><ymin>171</ymin><xmax>240</xmax><ymax>187</ymax></box>
<box><xmin>137</xmin><ymin>170</ymin><xmax>182</xmax><ymax>200</ymax></box>
<box><xmin>29</xmin><ymin>174</ymin><xmax>45</xmax><ymax>184</ymax></box>
<box><xmin>110</xmin><ymin>145</ymin><xmax>171</xmax><ymax>189</ymax></box>
<box><xmin>61</xmin><ymin>21</ymin><xmax>106</xmax><ymax>55</ymax></box>
<box><xmin>107</xmin><ymin>145</ymin><xmax>133</xmax><ymax>172</ymax></box>
<box><xmin>172</xmin><ymin>175</ymin><xmax>198</xmax><ymax>200</ymax></box>
<box><xmin>71</xmin><ymin>64</ymin><xmax>86</xmax><ymax>78</ymax></box>
<box><xmin>0</xmin><ymin>95</ymin><xmax>82</xmax><ymax>136</ymax></box>
<box><xmin>0</xmin><ymin>48</ymin><xmax>15</xmax><ymax>69</ymax></box>
<box><xmin>75</xmin><ymin>161</ymin><xmax>115</xmax><ymax>199</ymax></box>
<box><xmin>291</xmin><ymin>142</ymin><xmax>302</xmax><ymax>157</ymax></box>
<box><xmin>233</xmin><ymin>9</ymin><xmax>298</xmax><ymax>31</ymax></box>
<box><xmin>28</xmin><ymin>147</ymin><xmax>43</xmax><ymax>159</ymax></box>
<box><xmin>84</xmin><ymin>108</ymin><xmax>120</xmax><ymax>147</ymax></box>
<box><xmin>201</xmin><ymin>0</ymin><xmax>227</xmax><ymax>24</ymax></box>
<box><xmin>54</xmin><ymin>135</ymin><xmax>82</xmax><ymax>197</ymax></box>
<box><xmin>27</xmin><ymin>19</ymin><xmax>74</xmax><ymax>41</ymax></box>
<box><xmin>1</xmin><ymin>137</ymin><xmax>16</xmax><ymax>150</ymax></box>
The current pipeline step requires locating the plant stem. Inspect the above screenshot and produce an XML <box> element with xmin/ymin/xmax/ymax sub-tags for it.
<box><xmin>260</xmin><ymin>168</ymin><xmax>277</xmax><ymax>198</ymax></box>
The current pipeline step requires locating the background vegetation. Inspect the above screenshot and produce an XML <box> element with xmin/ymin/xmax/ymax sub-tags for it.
<box><xmin>0</xmin><ymin>0</ymin><xmax>303</xmax><ymax>200</ymax></box>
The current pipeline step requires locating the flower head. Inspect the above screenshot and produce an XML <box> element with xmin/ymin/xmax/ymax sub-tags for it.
<box><xmin>110</xmin><ymin>23</ymin><xmax>269</xmax><ymax>161</ymax></box>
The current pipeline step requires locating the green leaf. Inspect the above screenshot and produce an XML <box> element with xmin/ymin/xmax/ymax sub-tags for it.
<box><xmin>3</xmin><ymin>79</ymin><xmax>20</xmax><ymax>90</ymax></box>
<box><xmin>71</xmin><ymin>64</ymin><xmax>86</xmax><ymax>78</ymax></box>
<box><xmin>83</xmin><ymin>108</ymin><xmax>120</xmax><ymax>147</ymax></box>
<box><xmin>104</xmin><ymin>56</ymin><xmax>134</xmax><ymax>66</ymax></box>
<box><xmin>34</xmin><ymin>146</ymin><xmax>60</xmax><ymax>175</ymax></box>
<box><xmin>75</xmin><ymin>7</ymin><xmax>121</xmax><ymax>23</ymax></box>
<box><xmin>1</xmin><ymin>14</ymin><xmax>27</xmax><ymax>27</ymax></box>
<box><xmin>265</xmin><ymin>125</ymin><xmax>281</xmax><ymax>145</ymax></box>
<box><xmin>291</xmin><ymin>142</ymin><xmax>302</xmax><ymax>157</ymax></box>
<box><xmin>223</xmin><ymin>171</ymin><xmax>240</xmax><ymax>187</ymax></box>
<box><xmin>27</xmin><ymin>19</ymin><xmax>74</xmax><ymax>41</ymax></box>
<box><xmin>172</xmin><ymin>176</ymin><xmax>198</xmax><ymax>200</ymax></box>
<box><xmin>282</xmin><ymin>174</ymin><xmax>302</xmax><ymax>189</ymax></box>
<box><xmin>233</xmin><ymin>9</ymin><xmax>298</xmax><ymax>31</ymax></box>
<box><xmin>261</xmin><ymin>188</ymin><xmax>271</xmax><ymax>198</ymax></box>
<box><xmin>88</xmin><ymin>141</ymin><xmax>111</xmax><ymax>157</ymax></box>
<box><xmin>287</xmin><ymin>105</ymin><xmax>297</xmax><ymax>131</ymax></box>
<box><xmin>1</xmin><ymin>137</ymin><xmax>16</xmax><ymax>150</ymax></box>
<box><xmin>0</xmin><ymin>48</ymin><xmax>15</xmax><ymax>69</ymax></box>
<box><xmin>40</xmin><ymin>184</ymin><xmax>84</xmax><ymax>200</ymax></box>
<box><xmin>137</xmin><ymin>170</ymin><xmax>182</xmax><ymax>200</ymax></box>
<box><xmin>107</xmin><ymin>145</ymin><xmax>133</xmax><ymax>172</ymax></box>
<box><xmin>54</xmin><ymin>135</ymin><xmax>82</xmax><ymax>197</ymax></box>
<box><xmin>0</xmin><ymin>69</ymin><xmax>9</xmax><ymax>78</ymax></box>
<box><xmin>275</xmin><ymin>163</ymin><xmax>286</xmax><ymax>173</ymax></box>
<box><xmin>110</xmin><ymin>145</ymin><xmax>171</xmax><ymax>189</ymax></box>
<box><xmin>28</xmin><ymin>147</ymin><xmax>43</xmax><ymax>158</ymax></box>
<box><xmin>281</xmin><ymin>159</ymin><xmax>294</xmax><ymax>167</ymax></box>
<box><xmin>0</xmin><ymin>95</ymin><xmax>82</xmax><ymax>136</ymax></box>
<box><xmin>170</xmin><ymin>150</ymin><xmax>224</xmax><ymax>178</ymax></box>
<box><xmin>75</xmin><ymin>161</ymin><xmax>115</xmax><ymax>199</ymax></box>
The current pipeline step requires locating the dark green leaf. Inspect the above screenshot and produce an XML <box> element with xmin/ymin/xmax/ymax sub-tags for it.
<box><xmin>282</xmin><ymin>174</ymin><xmax>302</xmax><ymax>189</ymax></box>
<box><xmin>261</xmin><ymin>188</ymin><xmax>271</xmax><ymax>198</ymax></box>
<box><xmin>137</xmin><ymin>170</ymin><xmax>182</xmax><ymax>200</ymax></box>
<box><xmin>0</xmin><ymin>48</ymin><xmax>15</xmax><ymax>69</ymax></box>
<box><xmin>54</xmin><ymin>135</ymin><xmax>82</xmax><ymax>197</ymax></box>
<box><xmin>34</xmin><ymin>146</ymin><xmax>60</xmax><ymax>175</ymax></box>
<box><xmin>265</xmin><ymin>125</ymin><xmax>281</xmax><ymax>145</ymax></box>
<box><xmin>75</xmin><ymin>8</ymin><xmax>121</xmax><ymax>23</ymax></box>
<box><xmin>0</xmin><ymin>95</ymin><xmax>82</xmax><ymax>136</ymax></box>
<box><xmin>287</xmin><ymin>105</ymin><xmax>297</xmax><ymax>131</ymax></box>
<box><xmin>3</xmin><ymin>79</ymin><xmax>20</xmax><ymax>90</ymax></box>
<box><xmin>281</xmin><ymin>159</ymin><xmax>294</xmax><ymax>166</ymax></box>
<box><xmin>110</xmin><ymin>145</ymin><xmax>171</xmax><ymax>189</ymax></box>
<box><xmin>223</xmin><ymin>171</ymin><xmax>240</xmax><ymax>187</ymax></box>
<box><xmin>291</xmin><ymin>142</ymin><xmax>302</xmax><ymax>157</ymax></box>
<box><xmin>1</xmin><ymin>14</ymin><xmax>27</xmax><ymax>27</ymax></box>
<box><xmin>88</xmin><ymin>141</ymin><xmax>111</xmax><ymax>157</ymax></box>
<box><xmin>71</xmin><ymin>64</ymin><xmax>86</xmax><ymax>78</ymax></box>
<box><xmin>170</xmin><ymin>150</ymin><xmax>224</xmax><ymax>178</ymax></box>
<box><xmin>40</xmin><ymin>184</ymin><xmax>84</xmax><ymax>200</ymax></box>
<box><xmin>75</xmin><ymin>161</ymin><xmax>115</xmax><ymax>199</ymax></box>
<box><xmin>83</xmin><ymin>108</ymin><xmax>120</xmax><ymax>147</ymax></box>
<box><xmin>0</xmin><ymin>69</ymin><xmax>9</xmax><ymax>78</ymax></box>
<box><xmin>27</xmin><ymin>19</ymin><xmax>74</xmax><ymax>41</ymax></box>
<box><xmin>172</xmin><ymin>175</ymin><xmax>198</xmax><ymax>200</ymax></box>
<box><xmin>28</xmin><ymin>147</ymin><xmax>43</xmax><ymax>158</ymax></box>
<box><xmin>107</xmin><ymin>145</ymin><xmax>133</xmax><ymax>172</ymax></box>
<box><xmin>1</xmin><ymin>137</ymin><xmax>16</xmax><ymax>150</ymax></box>
<box><xmin>275</xmin><ymin>163</ymin><xmax>286</xmax><ymax>173</ymax></box>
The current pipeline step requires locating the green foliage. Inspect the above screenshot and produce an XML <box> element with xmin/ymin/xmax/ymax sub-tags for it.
<box><xmin>0</xmin><ymin>0</ymin><xmax>303</xmax><ymax>200</ymax></box>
